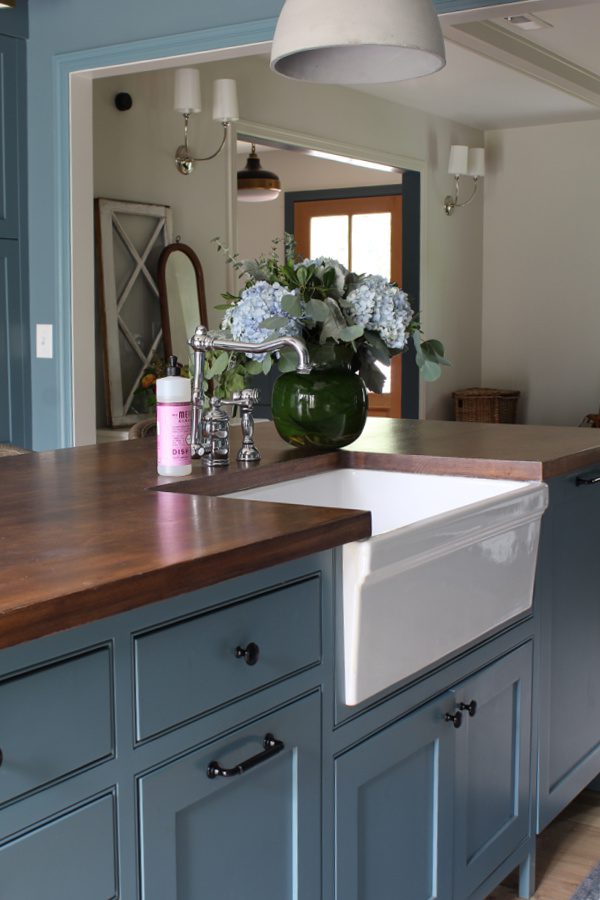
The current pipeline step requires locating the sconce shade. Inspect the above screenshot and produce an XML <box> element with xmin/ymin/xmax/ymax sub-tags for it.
<box><xmin>270</xmin><ymin>0</ymin><xmax>445</xmax><ymax>84</ymax></box>
<box><xmin>174</xmin><ymin>68</ymin><xmax>201</xmax><ymax>114</ymax></box>
<box><xmin>468</xmin><ymin>147</ymin><xmax>486</xmax><ymax>178</ymax></box>
<box><xmin>448</xmin><ymin>145</ymin><xmax>469</xmax><ymax>176</ymax></box>
<box><xmin>237</xmin><ymin>146</ymin><xmax>281</xmax><ymax>203</ymax></box>
<box><xmin>212</xmin><ymin>79</ymin><xmax>239</xmax><ymax>123</ymax></box>
<box><xmin>0</xmin><ymin>1</ymin><xmax>16</xmax><ymax>7</ymax></box>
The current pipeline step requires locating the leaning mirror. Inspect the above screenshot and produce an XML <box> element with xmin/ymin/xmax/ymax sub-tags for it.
<box><xmin>158</xmin><ymin>241</ymin><xmax>208</xmax><ymax>363</ymax></box>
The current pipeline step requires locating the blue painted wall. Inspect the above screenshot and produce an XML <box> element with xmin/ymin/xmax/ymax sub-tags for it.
<box><xmin>26</xmin><ymin>0</ymin><xmax>523</xmax><ymax>450</ymax></box>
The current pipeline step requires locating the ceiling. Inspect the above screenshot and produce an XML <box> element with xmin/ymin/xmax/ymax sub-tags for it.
<box><xmin>354</xmin><ymin>0</ymin><xmax>600</xmax><ymax>130</ymax></box>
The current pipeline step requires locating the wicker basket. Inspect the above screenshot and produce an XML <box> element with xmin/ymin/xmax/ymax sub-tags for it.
<box><xmin>453</xmin><ymin>388</ymin><xmax>520</xmax><ymax>424</ymax></box>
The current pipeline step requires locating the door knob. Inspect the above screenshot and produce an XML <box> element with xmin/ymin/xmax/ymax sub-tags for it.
<box><xmin>458</xmin><ymin>700</ymin><xmax>477</xmax><ymax>717</ymax></box>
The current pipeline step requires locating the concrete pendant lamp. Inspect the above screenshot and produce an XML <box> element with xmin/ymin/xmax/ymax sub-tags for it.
<box><xmin>270</xmin><ymin>0</ymin><xmax>445</xmax><ymax>84</ymax></box>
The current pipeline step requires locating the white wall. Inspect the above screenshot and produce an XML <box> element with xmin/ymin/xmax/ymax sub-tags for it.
<box><xmin>482</xmin><ymin>119</ymin><xmax>600</xmax><ymax>426</ymax></box>
<box><xmin>94</xmin><ymin>54</ymin><xmax>485</xmax><ymax>420</ymax></box>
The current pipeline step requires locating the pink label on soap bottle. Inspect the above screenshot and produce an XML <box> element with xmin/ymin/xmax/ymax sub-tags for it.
<box><xmin>156</xmin><ymin>402</ymin><xmax>191</xmax><ymax>467</ymax></box>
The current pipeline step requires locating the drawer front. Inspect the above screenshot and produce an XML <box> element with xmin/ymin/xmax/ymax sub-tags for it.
<box><xmin>0</xmin><ymin>793</ymin><xmax>118</xmax><ymax>900</ymax></box>
<box><xmin>0</xmin><ymin>647</ymin><xmax>113</xmax><ymax>805</ymax></box>
<box><xmin>134</xmin><ymin>576</ymin><xmax>321</xmax><ymax>741</ymax></box>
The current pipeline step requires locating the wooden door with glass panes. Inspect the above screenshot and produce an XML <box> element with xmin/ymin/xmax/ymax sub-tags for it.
<box><xmin>293</xmin><ymin>194</ymin><xmax>402</xmax><ymax>417</ymax></box>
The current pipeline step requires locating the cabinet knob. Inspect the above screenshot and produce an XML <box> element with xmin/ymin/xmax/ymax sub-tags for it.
<box><xmin>444</xmin><ymin>711</ymin><xmax>463</xmax><ymax>729</ymax></box>
<box><xmin>235</xmin><ymin>642</ymin><xmax>260</xmax><ymax>666</ymax></box>
<box><xmin>458</xmin><ymin>700</ymin><xmax>477</xmax><ymax>717</ymax></box>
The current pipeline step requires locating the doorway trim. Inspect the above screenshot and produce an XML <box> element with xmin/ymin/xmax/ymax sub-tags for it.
<box><xmin>57</xmin><ymin>21</ymin><xmax>429</xmax><ymax>445</ymax></box>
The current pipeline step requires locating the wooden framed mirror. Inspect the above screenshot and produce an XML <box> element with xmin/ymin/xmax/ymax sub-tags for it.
<box><xmin>158</xmin><ymin>241</ymin><xmax>208</xmax><ymax>363</ymax></box>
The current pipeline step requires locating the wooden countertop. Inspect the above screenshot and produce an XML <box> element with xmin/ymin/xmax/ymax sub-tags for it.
<box><xmin>2</xmin><ymin>417</ymin><xmax>600</xmax><ymax>650</ymax></box>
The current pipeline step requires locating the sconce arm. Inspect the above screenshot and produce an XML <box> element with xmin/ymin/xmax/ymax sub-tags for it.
<box><xmin>175</xmin><ymin>121</ymin><xmax>231</xmax><ymax>175</ymax></box>
<box><xmin>443</xmin><ymin>175</ymin><xmax>480</xmax><ymax>216</ymax></box>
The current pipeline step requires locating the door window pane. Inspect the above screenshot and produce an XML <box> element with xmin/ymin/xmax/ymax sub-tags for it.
<box><xmin>351</xmin><ymin>213</ymin><xmax>392</xmax><ymax>280</ymax></box>
<box><xmin>309</xmin><ymin>215</ymin><xmax>349</xmax><ymax>267</ymax></box>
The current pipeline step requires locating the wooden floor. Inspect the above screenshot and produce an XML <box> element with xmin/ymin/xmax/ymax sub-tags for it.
<box><xmin>487</xmin><ymin>790</ymin><xmax>600</xmax><ymax>900</ymax></box>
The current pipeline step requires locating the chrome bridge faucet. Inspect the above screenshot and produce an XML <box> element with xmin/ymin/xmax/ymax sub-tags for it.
<box><xmin>188</xmin><ymin>325</ymin><xmax>312</xmax><ymax>464</ymax></box>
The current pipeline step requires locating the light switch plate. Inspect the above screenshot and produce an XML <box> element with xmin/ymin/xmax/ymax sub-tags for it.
<box><xmin>36</xmin><ymin>324</ymin><xmax>53</xmax><ymax>359</ymax></box>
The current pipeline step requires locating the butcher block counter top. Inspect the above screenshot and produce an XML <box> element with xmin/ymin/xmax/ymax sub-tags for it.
<box><xmin>2</xmin><ymin>417</ymin><xmax>600</xmax><ymax>650</ymax></box>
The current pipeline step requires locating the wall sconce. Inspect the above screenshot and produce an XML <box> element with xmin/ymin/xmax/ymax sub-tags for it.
<box><xmin>0</xmin><ymin>1</ymin><xmax>16</xmax><ymax>7</ymax></box>
<box><xmin>443</xmin><ymin>145</ymin><xmax>485</xmax><ymax>216</ymax></box>
<box><xmin>237</xmin><ymin>144</ymin><xmax>282</xmax><ymax>203</ymax></box>
<box><xmin>174</xmin><ymin>68</ymin><xmax>239</xmax><ymax>175</ymax></box>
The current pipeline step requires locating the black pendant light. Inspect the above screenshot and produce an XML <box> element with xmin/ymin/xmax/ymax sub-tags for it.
<box><xmin>237</xmin><ymin>144</ymin><xmax>281</xmax><ymax>203</ymax></box>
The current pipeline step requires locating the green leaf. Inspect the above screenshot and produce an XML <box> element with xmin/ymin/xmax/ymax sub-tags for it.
<box><xmin>304</xmin><ymin>298</ymin><xmax>329</xmax><ymax>322</ymax></box>
<box><xmin>364</xmin><ymin>330</ymin><xmax>391</xmax><ymax>365</ymax></box>
<box><xmin>282</xmin><ymin>294</ymin><xmax>302</xmax><ymax>317</ymax></box>
<box><xmin>262</xmin><ymin>355</ymin><xmax>273</xmax><ymax>375</ymax></box>
<box><xmin>339</xmin><ymin>324</ymin><xmax>364</xmax><ymax>342</ymax></box>
<box><xmin>296</xmin><ymin>265</ymin><xmax>308</xmax><ymax>285</ymax></box>
<box><xmin>360</xmin><ymin>359</ymin><xmax>386</xmax><ymax>393</ymax></box>
<box><xmin>418</xmin><ymin>359</ymin><xmax>442</xmax><ymax>382</ymax></box>
<box><xmin>245</xmin><ymin>359</ymin><xmax>264</xmax><ymax>375</ymax></box>
<box><xmin>260</xmin><ymin>316</ymin><xmax>289</xmax><ymax>330</ymax></box>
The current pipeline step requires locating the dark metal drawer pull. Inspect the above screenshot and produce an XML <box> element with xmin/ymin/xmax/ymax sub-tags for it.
<box><xmin>444</xmin><ymin>711</ymin><xmax>463</xmax><ymax>729</ymax></box>
<box><xmin>458</xmin><ymin>700</ymin><xmax>477</xmax><ymax>717</ymax></box>
<box><xmin>234</xmin><ymin>642</ymin><xmax>260</xmax><ymax>666</ymax></box>
<box><xmin>576</xmin><ymin>475</ymin><xmax>600</xmax><ymax>486</ymax></box>
<box><xmin>207</xmin><ymin>733</ymin><xmax>284</xmax><ymax>779</ymax></box>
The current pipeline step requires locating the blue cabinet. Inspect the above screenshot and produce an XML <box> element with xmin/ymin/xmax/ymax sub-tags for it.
<box><xmin>0</xmin><ymin>550</ymin><xmax>535</xmax><ymax>900</ymax></box>
<box><xmin>139</xmin><ymin>692</ymin><xmax>321</xmax><ymax>900</ymax></box>
<box><xmin>537</xmin><ymin>469</ymin><xmax>600</xmax><ymax>830</ymax></box>
<box><xmin>335</xmin><ymin>644</ymin><xmax>533</xmax><ymax>900</ymax></box>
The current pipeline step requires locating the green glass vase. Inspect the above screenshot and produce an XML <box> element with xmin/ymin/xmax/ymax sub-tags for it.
<box><xmin>271</xmin><ymin>366</ymin><xmax>368</xmax><ymax>450</ymax></box>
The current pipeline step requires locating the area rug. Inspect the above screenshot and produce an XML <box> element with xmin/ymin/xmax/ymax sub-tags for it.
<box><xmin>572</xmin><ymin>860</ymin><xmax>600</xmax><ymax>900</ymax></box>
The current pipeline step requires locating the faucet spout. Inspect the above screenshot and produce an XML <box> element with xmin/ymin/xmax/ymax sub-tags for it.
<box><xmin>187</xmin><ymin>325</ymin><xmax>312</xmax><ymax>458</ymax></box>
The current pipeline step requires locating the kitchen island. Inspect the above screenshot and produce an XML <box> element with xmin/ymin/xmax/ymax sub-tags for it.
<box><xmin>1</xmin><ymin>418</ymin><xmax>600</xmax><ymax>900</ymax></box>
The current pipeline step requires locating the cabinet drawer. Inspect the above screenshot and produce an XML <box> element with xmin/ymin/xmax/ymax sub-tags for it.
<box><xmin>134</xmin><ymin>576</ymin><xmax>321</xmax><ymax>741</ymax></box>
<box><xmin>0</xmin><ymin>793</ymin><xmax>117</xmax><ymax>900</ymax></box>
<box><xmin>0</xmin><ymin>647</ymin><xmax>113</xmax><ymax>806</ymax></box>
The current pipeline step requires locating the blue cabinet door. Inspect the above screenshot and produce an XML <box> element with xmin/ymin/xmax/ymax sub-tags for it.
<box><xmin>138</xmin><ymin>692</ymin><xmax>321</xmax><ymax>900</ymax></box>
<box><xmin>453</xmin><ymin>643</ymin><xmax>532</xmax><ymax>898</ymax></box>
<box><xmin>0</xmin><ymin>793</ymin><xmax>118</xmax><ymax>900</ymax></box>
<box><xmin>335</xmin><ymin>692</ymin><xmax>455</xmax><ymax>900</ymax></box>
<box><xmin>538</xmin><ymin>473</ymin><xmax>600</xmax><ymax>829</ymax></box>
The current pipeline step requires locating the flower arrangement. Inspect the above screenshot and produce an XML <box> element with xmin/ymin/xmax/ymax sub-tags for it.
<box><xmin>208</xmin><ymin>236</ymin><xmax>448</xmax><ymax>392</ymax></box>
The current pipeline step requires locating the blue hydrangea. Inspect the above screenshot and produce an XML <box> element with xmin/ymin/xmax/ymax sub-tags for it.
<box><xmin>221</xmin><ymin>281</ymin><xmax>300</xmax><ymax>360</ymax></box>
<box><xmin>341</xmin><ymin>275</ymin><xmax>414</xmax><ymax>349</ymax></box>
<box><xmin>296</xmin><ymin>257</ymin><xmax>347</xmax><ymax>298</ymax></box>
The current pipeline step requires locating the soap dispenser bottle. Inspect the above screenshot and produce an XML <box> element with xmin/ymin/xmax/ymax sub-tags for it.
<box><xmin>156</xmin><ymin>355</ymin><xmax>192</xmax><ymax>476</ymax></box>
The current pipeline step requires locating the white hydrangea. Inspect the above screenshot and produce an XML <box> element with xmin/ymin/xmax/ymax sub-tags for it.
<box><xmin>341</xmin><ymin>275</ymin><xmax>413</xmax><ymax>349</ymax></box>
<box><xmin>221</xmin><ymin>280</ymin><xmax>300</xmax><ymax>360</ymax></box>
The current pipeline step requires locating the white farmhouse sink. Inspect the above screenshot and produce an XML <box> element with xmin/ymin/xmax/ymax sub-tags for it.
<box><xmin>223</xmin><ymin>469</ymin><xmax>548</xmax><ymax>706</ymax></box>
